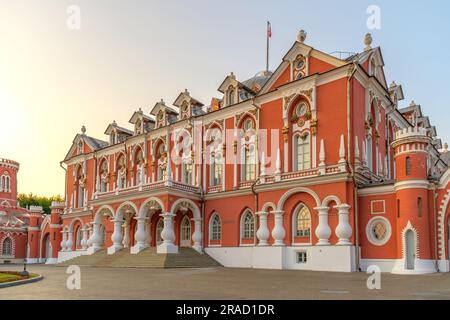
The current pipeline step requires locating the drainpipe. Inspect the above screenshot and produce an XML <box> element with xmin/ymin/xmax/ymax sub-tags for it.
<box><xmin>432</xmin><ymin>182</ymin><xmax>439</xmax><ymax>271</ymax></box>
<box><xmin>347</xmin><ymin>61</ymin><xmax>360</xmax><ymax>271</ymax></box>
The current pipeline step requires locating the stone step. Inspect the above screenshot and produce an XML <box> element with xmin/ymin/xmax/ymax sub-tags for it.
<box><xmin>59</xmin><ymin>247</ymin><xmax>221</xmax><ymax>268</ymax></box>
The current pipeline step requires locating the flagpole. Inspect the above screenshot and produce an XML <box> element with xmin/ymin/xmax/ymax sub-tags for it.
<box><xmin>266</xmin><ymin>21</ymin><xmax>269</xmax><ymax>73</ymax></box>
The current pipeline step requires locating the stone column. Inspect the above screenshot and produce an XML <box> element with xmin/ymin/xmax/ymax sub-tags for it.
<box><xmin>256</xmin><ymin>211</ymin><xmax>270</xmax><ymax>246</ymax></box>
<box><xmin>335</xmin><ymin>204</ymin><xmax>353</xmax><ymax>245</ymax></box>
<box><xmin>60</xmin><ymin>230</ymin><xmax>67</xmax><ymax>252</ymax></box>
<box><xmin>65</xmin><ymin>230</ymin><xmax>74</xmax><ymax>251</ymax></box>
<box><xmin>87</xmin><ymin>225</ymin><xmax>93</xmax><ymax>247</ymax></box>
<box><xmin>157</xmin><ymin>212</ymin><xmax>178</xmax><ymax>253</ymax></box>
<box><xmin>271</xmin><ymin>210</ymin><xmax>286</xmax><ymax>246</ymax></box>
<box><xmin>107</xmin><ymin>218</ymin><xmax>124</xmax><ymax>254</ymax></box>
<box><xmin>314</xmin><ymin>206</ymin><xmax>331</xmax><ymax>245</ymax></box>
<box><xmin>122</xmin><ymin>221</ymin><xmax>130</xmax><ymax>248</ymax></box>
<box><xmin>87</xmin><ymin>222</ymin><xmax>103</xmax><ymax>254</ymax></box>
<box><xmin>81</xmin><ymin>226</ymin><xmax>89</xmax><ymax>250</ymax></box>
<box><xmin>131</xmin><ymin>216</ymin><xmax>149</xmax><ymax>254</ymax></box>
<box><xmin>191</xmin><ymin>218</ymin><xmax>203</xmax><ymax>254</ymax></box>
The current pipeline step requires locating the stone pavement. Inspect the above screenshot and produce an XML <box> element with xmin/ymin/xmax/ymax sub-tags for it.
<box><xmin>1</xmin><ymin>264</ymin><xmax>450</xmax><ymax>300</ymax></box>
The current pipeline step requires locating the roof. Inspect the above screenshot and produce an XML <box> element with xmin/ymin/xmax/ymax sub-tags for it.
<box><xmin>104</xmin><ymin>122</ymin><xmax>134</xmax><ymax>136</ymax></box>
<box><xmin>241</xmin><ymin>71</ymin><xmax>273</xmax><ymax>93</ymax></box>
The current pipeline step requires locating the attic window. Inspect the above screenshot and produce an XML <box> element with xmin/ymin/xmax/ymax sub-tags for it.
<box><xmin>370</xmin><ymin>58</ymin><xmax>376</xmax><ymax>76</ymax></box>
<box><xmin>135</xmin><ymin>119</ymin><xmax>142</xmax><ymax>135</ymax></box>
<box><xmin>77</xmin><ymin>141</ymin><xmax>83</xmax><ymax>154</ymax></box>
<box><xmin>181</xmin><ymin>101</ymin><xmax>189</xmax><ymax>119</ymax></box>
<box><xmin>227</xmin><ymin>86</ymin><xmax>235</xmax><ymax>106</ymax></box>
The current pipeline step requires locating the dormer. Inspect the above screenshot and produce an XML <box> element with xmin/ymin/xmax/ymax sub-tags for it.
<box><xmin>150</xmin><ymin>99</ymin><xmax>179</xmax><ymax>128</ymax></box>
<box><xmin>218</xmin><ymin>72</ymin><xmax>256</xmax><ymax>107</ymax></box>
<box><xmin>129</xmin><ymin>108</ymin><xmax>156</xmax><ymax>135</ymax></box>
<box><xmin>389</xmin><ymin>81</ymin><xmax>404</xmax><ymax>106</ymax></box>
<box><xmin>105</xmin><ymin>121</ymin><xmax>133</xmax><ymax>145</ymax></box>
<box><xmin>173</xmin><ymin>89</ymin><xmax>205</xmax><ymax>120</ymax></box>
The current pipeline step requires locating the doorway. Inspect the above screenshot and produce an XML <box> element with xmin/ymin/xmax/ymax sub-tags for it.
<box><xmin>405</xmin><ymin>230</ymin><xmax>415</xmax><ymax>270</ymax></box>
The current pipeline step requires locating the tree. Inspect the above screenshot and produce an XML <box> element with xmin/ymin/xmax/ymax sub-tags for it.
<box><xmin>17</xmin><ymin>193</ymin><xmax>64</xmax><ymax>215</ymax></box>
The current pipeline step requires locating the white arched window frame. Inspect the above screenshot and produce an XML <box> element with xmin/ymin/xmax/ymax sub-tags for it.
<box><xmin>156</xmin><ymin>144</ymin><xmax>165</xmax><ymax>181</ymax></box>
<box><xmin>0</xmin><ymin>175</ymin><xmax>4</xmax><ymax>190</ymax></box>
<box><xmin>209</xmin><ymin>213</ymin><xmax>222</xmax><ymax>243</ymax></box>
<box><xmin>291</xmin><ymin>204</ymin><xmax>312</xmax><ymax>244</ymax></box>
<box><xmin>100</xmin><ymin>160</ymin><xmax>108</xmax><ymax>192</ymax></box>
<box><xmin>180</xmin><ymin>216</ymin><xmax>192</xmax><ymax>244</ymax></box>
<box><xmin>293</xmin><ymin>133</ymin><xmax>311</xmax><ymax>171</ymax></box>
<box><xmin>2</xmin><ymin>237</ymin><xmax>12</xmax><ymax>256</ymax></box>
<box><xmin>240</xmin><ymin>210</ymin><xmax>255</xmax><ymax>243</ymax></box>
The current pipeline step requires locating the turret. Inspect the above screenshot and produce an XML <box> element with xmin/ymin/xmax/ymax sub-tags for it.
<box><xmin>27</xmin><ymin>206</ymin><xmax>44</xmax><ymax>263</ymax></box>
<box><xmin>391</xmin><ymin>126</ymin><xmax>435</xmax><ymax>273</ymax></box>
<box><xmin>0</xmin><ymin>158</ymin><xmax>19</xmax><ymax>206</ymax></box>
<box><xmin>48</xmin><ymin>201</ymin><xmax>65</xmax><ymax>264</ymax></box>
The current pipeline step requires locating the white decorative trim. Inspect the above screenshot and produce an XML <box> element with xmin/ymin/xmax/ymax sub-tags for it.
<box><xmin>277</xmin><ymin>186</ymin><xmax>321</xmax><ymax>211</ymax></box>
<box><xmin>365</xmin><ymin>216</ymin><xmax>392</xmax><ymax>246</ymax></box>
<box><xmin>370</xmin><ymin>200</ymin><xmax>385</xmax><ymax>214</ymax></box>
<box><xmin>438</xmin><ymin>188</ymin><xmax>450</xmax><ymax>259</ymax></box>
<box><xmin>394</xmin><ymin>180</ymin><xmax>430</xmax><ymax>191</ymax></box>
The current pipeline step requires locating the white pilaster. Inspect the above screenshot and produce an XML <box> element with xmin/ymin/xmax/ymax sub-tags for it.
<box><xmin>275</xmin><ymin>148</ymin><xmax>281</xmax><ymax>182</ymax></box>
<box><xmin>260</xmin><ymin>152</ymin><xmax>266</xmax><ymax>183</ymax></box>
<box><xmin>319</xmin><ymin>139</ymin><xmax>326</xmax><ymax>175</ymax></box>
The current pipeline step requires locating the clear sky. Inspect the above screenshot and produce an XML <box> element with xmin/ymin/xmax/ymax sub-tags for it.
<box><xmin>1</xmin><ymin>0</ymin><xmax>449</xmax><ymax>197</ymax></box>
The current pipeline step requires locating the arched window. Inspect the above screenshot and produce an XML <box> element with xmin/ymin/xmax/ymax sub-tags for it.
<box><xmin>406</xmin><ymin>157</ymin><xmax>411</xmax><ymax>176</ymax></box>
<box><xmin>135</xmin><ymin>149</ymin><xmax>144</xmax><ymax>186</ymax></box>
<box><xmin>210</xmin><ymin>152</ymin><xmax>223</xmax><ymax>186</ymax></box>
<box><xmin>241</xmin><ymin>210</ymin><xmax>255</xmax><ymax>239</ymax></box>
<box><xmin>0</xmin><ymin>176</ymin><xmax>4</xmax><ymax>190</ymax></box>
<box><xmin>294</xmin><ymin>205</ymin><xmax>311</xmax><ymax>237</ymax></box>
<box><xmin>293</xmin><ymin>133</ymin><xmax>310</xmax><ymax>171</ymax></box>
<box><xmin>99</xmin><ymin>224</ymin><xmax>106</xmax><ymax>245</ymax></box>
<box><xmin>242</xmin><ymin>144</ymin><xmax>256</xmax><ymax>181</ymax></box>
<box><xmin>76</xmin><ymin>227</ymin><xmax>82</xmax><ymax>248</ymax></box>
<box><xmin>397</xmin><ymin>199</ymin><xmax>401</xmax><ymax>218</ymax></box>
<box><xmin>182</xmin><ymin>161</ymin><xmax>192</xmax><ymax>185</ymax></box>
<box><xmin>117</xmin><ymin>155</ymin><xmax>126</xmax><ymax>189</ymax></box>
<box><xmin>228</xmin><ymin>86</ymin><xmax>235</xmax><ymax>106</ymax></box>
<box><xmin>418</xmin><ymin>197</ymin><xmax>422</xmax><ymax>217</ymax></box>
<box><xmin>156</xmin><ymin>144</ymin><xmax>166</xmax><ymax>181</ymax></box>
<box><xmin>156</xmin><ymin>219</ymin><xmax>164</xmax><ymax>245</ymax></box>
<box><xmin>76</xmin><ymin>167</ymin><xmax>85</xmax><ymax>208</ymax></box>
<box><xmin>210</xmin><ymin>214</ymin><xmax>221</xmax><ymax>241</ymax></box>
<box><xmin>181</xmin><ymin>216</ymin><xmax>191</xmax><ymax>246</ymax></box>
<box><xmin>100</xmin><ymin>160</ymin><xmax>108</xmax><ymax>192</ymax></box>
<box><xmin>366</xmin><ymin>135</ymin><xmax>373</xmax><ymax>171</ymax></box>
<box><xmin>2</xmin><ymin>237</ymin><xmax>12</xmax><ymax>256</ymax></box>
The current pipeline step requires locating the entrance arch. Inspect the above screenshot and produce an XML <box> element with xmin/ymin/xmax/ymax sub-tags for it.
<box><xmin>180</xmin><ymin>216</ymin><xmax>192</xmax><ymax>247</ymax></box>
<box><xmin>405</xmin><ymin>230</ymin><xmax>415</xmax><ymax>270</ymax></box>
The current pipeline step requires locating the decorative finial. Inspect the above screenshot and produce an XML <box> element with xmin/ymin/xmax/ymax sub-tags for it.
<box><xmin>160</xmin><ymin>98</ymin><xmax>165</xmax><ymax>105</ymax></box>
<box><xmin>390</xmin><ymin>81</ymin><xmax>397</xmax><ymax>88</ymax></box>
<box><xmin>230</xmin><ymin>72</ymin><xmax>235</xmax><ymax>79</ymax></box>
<box><xmin>410</xmin><ymin>100</ymin><xmax>416</xmax><ymax>106</ymax></box>
<box><xmin>112</xmin><ymin>120</ymin><xmax>117</xmax><ymax>126</ymax></box>
<box><xmin>364</xmin><ymin>33</ymin><xmax>373</xmax><ymax>51</ymax></box>
<box><xmin>445</xmin><ymin>143</ymin><xmax>448</xmax><ymax>152</ymax></box>
<box><xmin>184</xmin><ymin>88</ymin><xmax>189</xmax><ymax>95</ymax></box>
<box><xmin>81</xmin><ymin>125</ymin><xmax>86</xmax><ymax>135</ymax></box>
<box><xmin>297</xmin><ymin>30</ymin><xmax>307</xmax><ymax>43</ymax></box>
<box><xmin>138</xmin><ymin>107</ymin><xmax>142</xmax><ymax>113</ymax></box>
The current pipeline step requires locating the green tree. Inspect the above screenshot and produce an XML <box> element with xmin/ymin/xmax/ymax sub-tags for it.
<box><xmin>17</xmin><ymin>193</ymin><xmax>64</xmax><ymax>215</ymax></box>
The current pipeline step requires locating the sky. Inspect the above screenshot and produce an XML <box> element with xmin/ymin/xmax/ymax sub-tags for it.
<box><xmin>1</xmin><ymin>0</ymin><xmax>449</xmax><ymax>197</ymax></box>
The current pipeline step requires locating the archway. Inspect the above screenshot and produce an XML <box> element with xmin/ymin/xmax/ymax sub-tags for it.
<box><xmin>405</xmin><ymin>230</ymin><xmax>415</xmax><ymax>270</ymax></box>
<box><xmin>108</xmin><ymin>201</ymin><xmax>138</xmax><ymax>254</ymax></box>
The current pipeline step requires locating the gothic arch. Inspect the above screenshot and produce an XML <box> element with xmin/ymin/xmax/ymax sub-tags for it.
<box><xmin>170</xmin><ymin>198</ymin><xmax>201</xmax><ymax>219</ymax></box>
<box><xmin>93</xmin><ymin>205</ymin><xmax>115</xmax><ymax>224</ymax></box>
<box><xmin>138</xmin><ymin>197</ymin><xmax>165</xmax><ymax>218</ymax></box>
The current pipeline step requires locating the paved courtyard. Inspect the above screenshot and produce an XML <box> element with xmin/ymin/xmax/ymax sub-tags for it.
<box><xmin>1</xmin><ymin>264</ymin><xmax>450</xmax><ymax>300</ymax></box>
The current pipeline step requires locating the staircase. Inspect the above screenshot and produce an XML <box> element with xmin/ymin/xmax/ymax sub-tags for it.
<box><xmin>58</xmin><ymin>248</ymin><xmax>221</xmax><ymax>268</ymax></box>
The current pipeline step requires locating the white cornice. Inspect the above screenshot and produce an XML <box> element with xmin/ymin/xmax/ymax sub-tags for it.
<box><xmin>358</xmin><ymin>184</ymin><xmax>395</xmax><ymax>196</ymax></box>
<box><xmin>394</xmin><ymin>180</ymin><xmax>431</xmax><ymax>191</ymax></box>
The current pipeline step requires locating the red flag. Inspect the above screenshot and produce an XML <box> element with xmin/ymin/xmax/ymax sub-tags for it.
<box><xmin>267</xmin><ymin>22</ymin><xmax>272</xmax><ymax>38</ymax></box>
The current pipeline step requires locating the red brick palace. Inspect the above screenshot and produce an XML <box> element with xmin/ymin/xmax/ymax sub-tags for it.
<box><xmin>7</xmin><ymin>30</ymin><xmax>450</xmax><ymax>274</ymax></box>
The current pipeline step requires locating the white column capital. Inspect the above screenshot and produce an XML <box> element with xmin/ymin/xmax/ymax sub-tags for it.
<box><xmin>334</xmin><ymin>204</ymin><xmax>351</xmax><ymax>212</ymax></box>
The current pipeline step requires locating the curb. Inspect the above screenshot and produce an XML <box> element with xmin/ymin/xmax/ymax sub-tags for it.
<box><xmin>0</xmin><ymin>275</ymin><xmax>44</xmax><ymax>289</ymax></box>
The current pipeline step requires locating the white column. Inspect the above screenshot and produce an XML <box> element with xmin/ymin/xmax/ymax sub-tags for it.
<box><xmin>275</xmin><ymin>148</ymin><xmax>281</xmax><ymax>181</ymax></box>
<box><xmin>338</xmin><ymin>134</ymin><xmax>346</xmax><ymax>172</ymax></box>
<box><xmin>87</xmin><ymin>222</ymin><xmax>103</xmax><ymax>254</ymax></box>
<box><xmin>66</xmin><ymin>231</ymin><xmax>73</xmax><ymax>251</ymax></box>
<box><xmin>81</xmin><ymin>226</ymin><xmax>88</xmax><ymax>250</ymax></box>
<box><xmin>122</xmin><ymin>221</ymin><xmax>130</xmax><ymax>248</ymax></box>
<box><xmin>107</xmin><ymin>218</ymin><xmax>124</xmax><ymax>254</ymax></box>
<box><xmin>334</xmin><ymin>204</ymin><xmax>353</xmax><ymax>245</ymax></box>
<box><xmin>191</xmin><ymin>218</ymin><xmax>203</xmax><ymax>254</ymax></box>
<box><xmin>131</xmin><ymin>216</ymin><xmax>149</xmax><ymax>254</ymax></box>
<box><xmin>271</xmin><ymin>210</ymin><xmax>285</xmax><ymax>246</ymax></box>
<box><xmin>256</xmin><ymin>211</ymin><xmax>270</xmax><ymax>246</ymax></box>
<box><xmin>314</xmin><ymin>206</ymin><xmax>331</xmax><ymax>245</ymax></box>
<box><xmin>318</xmin><ymin>139</ymin><xmax>326</xmax><ymax>175</ymax></box>
<box><xmin>87</xmin><ymin>225</ymin><xmax>93</xmax><ymax>247</ymax></box>
<box><xmin>157</xmin><ymin>212</ymin><xmax>178</xmax><ymax>253</ymax></box>
<box><xmin>60</xmin><ymin>230</ymin><xmax>67</xmax><ymax>252</ymax></box>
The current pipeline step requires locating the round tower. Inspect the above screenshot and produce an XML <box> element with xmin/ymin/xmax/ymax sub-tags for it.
<box><xmin>391</xmin><ymin>127</ymin><xmax>435</xmax><ymax>274</ymax></box>
<box><xmin>0</xmin><ymin>158</ymin><xmax>19</xmax><ymax>207</ymax></box>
